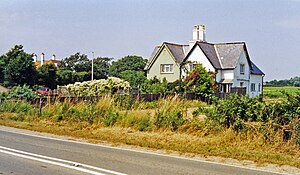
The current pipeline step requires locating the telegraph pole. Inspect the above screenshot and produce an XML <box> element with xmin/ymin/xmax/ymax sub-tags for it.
<box><xmin>92</xmin><ymin>51</ymin><xmax>94</xmax><ymax>81</ymax></box>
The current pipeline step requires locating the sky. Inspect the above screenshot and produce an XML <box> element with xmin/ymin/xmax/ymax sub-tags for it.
<box><xmin>0</xmin><ymin>0</ymin><xmax>299</xmax><ymax>81</ymax></box>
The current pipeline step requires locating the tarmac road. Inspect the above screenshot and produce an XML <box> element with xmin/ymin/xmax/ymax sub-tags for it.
<box><xmin>0</xmin><ymin>126</ymin><xmax>284</xmax><ymax>175</ymax></box>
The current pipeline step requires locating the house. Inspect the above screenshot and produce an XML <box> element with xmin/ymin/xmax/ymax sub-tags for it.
<box><xmin>145</xmin><ymin>25</ymin><xmax>264</xmax><ymax>98</ymax></box>
<box><xmin>32</xmin><ymin>53</ymin><xmax>61</xmax><ymax>68</ymax></box>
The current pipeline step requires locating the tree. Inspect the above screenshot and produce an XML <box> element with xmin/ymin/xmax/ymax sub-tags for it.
<box><xmin>57</xmin><ymin>70</ymin><xmax>74</xmax><ymax>85</ymax></box>
<box><xmin>184</xmin><ymin>64</ymin><xmax>214</xmax><ymax>97</ymax></box>
<box><xmin>109</xmin><ymin>55</ymin><xmax>147</xmax><ymax>77</ymax></box>
<box><xmin>36</xmin><ymin>64</ymin><xmax>57</xmax><ymax>89</ymax></box>
<box><xmin>90</xmin><ymin>57</ymin><xmax>111</xmax><ymax>79</ymax></box>
<box><xmin>59</xmin><ymin>52</ymin><xmax>90</xmax><ymax>72</ymax></box>
<box><xmin>0</xmin><ymin>45</ymin><xmax>36</xmax><ymax>86</ymax></box>
<box><xmin>120</xmin><ymin>70</ymin><xmax>147</xmax><ymax>87</ymax></box>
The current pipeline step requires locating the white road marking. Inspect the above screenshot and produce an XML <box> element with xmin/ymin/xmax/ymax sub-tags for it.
<box><xmin>0</xmin><ymin>145</ymin><xmax>127</xmax><ymax>175</ymax></box>
<box><xmin>0</xmin><ymin>126</ymin><xmax>290</xmax><ymax>175</ymax></box>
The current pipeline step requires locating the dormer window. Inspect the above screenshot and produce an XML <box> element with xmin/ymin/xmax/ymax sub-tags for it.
<box><xmin>240</xmin><ymin>64</ymin><xmax>245</xmax><ymax>74</ymax></box>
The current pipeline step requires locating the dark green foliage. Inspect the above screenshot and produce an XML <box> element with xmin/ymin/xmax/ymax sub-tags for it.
<box><xmin>266</xmin><ymin>76</ymin><xmax>300</xmax><ymax>86</ymax></box>
<box><xmin>0</xmin><ymin>45</ymin><xmax>36</xmax><ymax>86</ymax></box>
<box><xmin>57</xmin><ymin>55</ymin><xmax>111</xmax><ymax>84</ymax></box>
<box><xmin>37</xmin><ymin>64</ymin><xmax>57</xmax><ymax>89</ymax></box>
<box><xmin>197</xmin><ymin>93</ymin><xmax>300</xmax><ymax>137</ymax></box>
<box><xmin>73</xmin><ymin>72</ymin><xmax>90</xmax><ymax>82</ymax></box>
<box><xmin>56</xmin><ymin>70</ymin><xmax>74</xmax><ymax>85</ymax></box>
<box><xmin>91</xmin><ymin>57</ymin><xmax>111</xmax><ymax>79</ymax></box>
<box><xmin>138</xmin><ymin>117</ymin><xmax>152</xmax><ymax>131</ymax></box>
<box><xmin>154</xmin><ymin>110</ymin><xmax>185</xmax><ymax>131</ymax></box>
<box><xmin>120</xmin><ymin>70</ymin><xmax>147</xmax><ymax>87</ymax></box>
<box><xmin>140</xmin><ymin>77</ymin><xmax>168</xmax><ymax>94</ymax></box>
<box><xmin>59</xmin><ymin>52</ymin><xmax>90</xmax><ymax>72</ymax></box>
<box><xmin>109</xmin><ymin>55</ymin><xmax>147</xmax><ymax>77</ymax></box>
<box><xmin>104</xmin><ymin>109</ymin><xmax>119</xmax><ymax>127</ymax></box>
<box><xmin>184</xmin><ymin>64</ymin><xmax>214</xmax><ymax>97</ymax></box>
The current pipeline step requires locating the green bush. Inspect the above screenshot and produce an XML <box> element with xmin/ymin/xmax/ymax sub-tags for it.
<box><xmin>7</xmin><ymin>85</ymin><xmax>35</xmax><ymax>100</ymax></box>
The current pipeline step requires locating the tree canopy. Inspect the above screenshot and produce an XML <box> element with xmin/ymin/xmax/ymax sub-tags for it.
<box><xmin>59</xmin><ymin>52</ymin><xmax>90</xmax><ymax>72</ymax></box>
<box><xmin>0</xmin><ymin>45</ymin><xmax>36</xmax><ymax>86</ymax></box>
<box><xmin>266</xmin><ymin>76</ymin><xmax>300</xmax><ymax>86</ymax></box>
<box><xmin>37</xmin><ymin>64</ymin><xmax>57</xmax><ymax>89</ymax></box>
<box><xmin>109</xmin><ymin>55</ymin><xmax>147</xmax><ymax>77</ymax></box>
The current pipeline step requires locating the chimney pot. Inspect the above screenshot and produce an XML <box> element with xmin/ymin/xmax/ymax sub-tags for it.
<box><xmin>41</xmin><ymin>53</ymin><xmax>45</xmax><ymax>66</ymax></box>
<box><xmin>52</xmin><ymin>54</ymin><xmax>56</xmax><ymax>60</ymax></box>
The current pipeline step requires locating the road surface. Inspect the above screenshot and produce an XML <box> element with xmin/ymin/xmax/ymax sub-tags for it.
<box><xmin>0</xmin><ymin>126</ymin><xmax>285</xmax><ymax>175</ymax></box>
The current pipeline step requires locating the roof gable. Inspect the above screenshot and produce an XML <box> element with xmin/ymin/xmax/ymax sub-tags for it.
<box><xmin>145</xmin><ymin>42</ymin><xmax>188</xmax><ymax>70</ymax></box>
<box><xmin>214</xmin><ymin>43</ymin><xmax>244</xmax><ymax>69</ymax></box>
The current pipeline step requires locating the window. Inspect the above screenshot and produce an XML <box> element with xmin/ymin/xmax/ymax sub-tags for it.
<box><xmin>258</xmin><ymin>83</ymin><xmax>261</xmax><ymax>92</ymax></box>
<box><xmin>240</xmin><ymin>64</ymin><xmax>245</xmax><ymax>74</ymax></box>
<box><xmin>240</xmin><ymin>82</ymin><xmax>244</xmax><ymax>87</ymax></box>
<box><xmin>251</xmin><ymin>83</ymin><xmax>256</xmax><ymax>92</ymax></box>
<box><xmin>189</xmin><ymin>64</ymin><xmax>197</xmax><ymax>71</ymax></box>
<box><xmin>161</xmin><ymin>64</ymin><xmax>173</xmax><ymax>73</ymax></box>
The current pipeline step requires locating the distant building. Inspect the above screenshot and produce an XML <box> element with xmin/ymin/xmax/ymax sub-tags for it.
<box><xmin>145</xmin><ymin>25</ymin><xmax>265</xmax><ymax>98</ymax></box>
<box><xmin>32</xmin><ymin>53</ymin><xmax>61</xmax><ymax>68</ymax></box>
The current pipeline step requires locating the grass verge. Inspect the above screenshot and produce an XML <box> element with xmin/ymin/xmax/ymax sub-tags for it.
<box><xmin>0</xmin><ymin>112</ymin><xmax>299</xmax><ymax>168</ymax></box>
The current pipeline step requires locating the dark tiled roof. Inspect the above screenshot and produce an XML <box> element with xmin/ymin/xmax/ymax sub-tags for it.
<box><xmin>145</xmin><ymin>46</ymin><xmax>161</xmax><ymax>70</ymax></box>
<box><xmin>145</xmin><ymin>42</ymin><xmax>188</xmax><ymax>70</ymax></box>
<box><xmin>197</xmin><ymin>42</ymin><xmax>221</xmax><ymax>69</ymax></box>
<box><xmin>164</xmin><ymin>42</ymin><xmax>188</xmax><ymax>64</ymax></box>
<box><xmin>251</xmin><ymin>61</ymin><xmax>264</xmax><ymax>75</ymax></box>
<box><xmin>214</xmin><ymin>43</ymin><xmax>245</xmax><ymax>69</ymax></box>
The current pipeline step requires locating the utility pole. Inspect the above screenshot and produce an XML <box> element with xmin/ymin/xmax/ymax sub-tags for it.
<box><xmin>92</xmin><ymin>51</ymin><xmax>94</xmax><ymax>81</ymax></box>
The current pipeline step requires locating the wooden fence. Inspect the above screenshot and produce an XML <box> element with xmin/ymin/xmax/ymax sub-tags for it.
<box><xmin>29</xmin><ymin>88</ymin><xmax>246</xmax><ymax>105</ymax></box>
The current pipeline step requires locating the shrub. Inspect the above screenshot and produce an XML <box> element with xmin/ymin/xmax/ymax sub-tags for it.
<box><xmin>153</xmin><ymin>96</ymin><xmax>186</xmax><ymax>131</ymax></box>
<box><xmin>7</xmin><ymin>85</ymin><xmax>35</xmax><ymax>100</ymax></box>
<box><xmin>66</xmin><ymin>77</ymin><xmax>130</xmax><ymax>96</ymax></box>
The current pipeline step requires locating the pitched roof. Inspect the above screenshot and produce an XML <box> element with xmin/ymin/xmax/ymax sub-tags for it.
<box><xmin>197</xmin><ymin>42</ymin><xmax>221</xmax><ymax>69</ymax></box>
<box><xmin>214</xmin><ymin>42</ymin><xmax>245</xmax><ymax>69</ymax></box>
<box><xmin>251</xmin><ymin>61</ymin><xmax>264</xmax><ymax>75</ymax></box>
<box><xmin>146</xmin><ymin>41</ymin><xmax>263</xmax><ymax>74</ymax></box>
<box><xmin>164</xmin><ymin>42</ymin><xmax>189</xmax><ymax>64</ymax></box>
<box><xmin>144</xmin><ymin>46</ymin><xmax>161</xmax><ymax>70</ymax></box>
<box><xmin>145</xmin><ymin>42</ymin><xmax>188</xmax><ymax>70</ymax></box>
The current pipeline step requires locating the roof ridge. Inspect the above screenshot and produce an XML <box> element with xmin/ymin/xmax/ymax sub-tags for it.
<box><xmin>213</xmin><ymin>42</ymin><xmax>246</xmax><ymax>45</ymax></box>
<box><xmin>163</xmin><ymin>42</ymin><xmax>187</xmax><ymax>46</ymax></box>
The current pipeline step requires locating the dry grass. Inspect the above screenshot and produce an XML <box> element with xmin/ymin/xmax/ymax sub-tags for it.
<box><xmin>0</xmin><ymin>112</ymin><xmax>300</xmax><ymax>168</ymax></box>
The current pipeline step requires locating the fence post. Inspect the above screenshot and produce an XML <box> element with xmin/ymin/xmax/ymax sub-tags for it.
<box><xmin>39</xmin><ymin>98</ymin><xmax>42</xmax><ymax>116</ymax></box>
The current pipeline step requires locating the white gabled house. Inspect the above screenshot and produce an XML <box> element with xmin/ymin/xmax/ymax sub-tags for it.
<box><xmin>145</xmin><ymin>25</ymin><xmax>265</xmax><ymax>98</ymax></box>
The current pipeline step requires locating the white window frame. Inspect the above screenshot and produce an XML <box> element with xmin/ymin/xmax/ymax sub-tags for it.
<box><xmin>240</xmin><ymin>64</ymin><xmax>245</xmax><ymax>74</ymax></box>
<box><xmin>258</xmin><ymin>83</ymin><xmax>261</xmax><ymax>92</ymax></box>
<box><xmin>251</xmin><ymin>83</ymin><xmax>256</xmax><ymax>92</ymax></box>
<box><xmin>160</xmin><ymin>64</ymin><xmax>174</xmax><ymax>73</ymax></box>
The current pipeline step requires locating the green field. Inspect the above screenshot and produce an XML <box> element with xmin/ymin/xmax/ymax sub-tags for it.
<box><xmin>263</xmin><ymin>86</ymin><xmax>300</xmax><ymax>98</ymax></box>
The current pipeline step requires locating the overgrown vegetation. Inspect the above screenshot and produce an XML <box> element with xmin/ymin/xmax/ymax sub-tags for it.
<box><xmin>1</xmin><ymin>94</ymin><xmax>300</xmax><ymax>168</ymax></box>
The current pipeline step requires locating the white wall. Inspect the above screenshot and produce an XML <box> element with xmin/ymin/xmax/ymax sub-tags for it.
<box><xmin>182</xmin><ymin>45</ymin><xmax>215</xmax><ymax>78</ymax></box>
<box><xmin>249</xmin><ymin>74</ymin><xmax>263</xmax><ymax>98</ymax></box>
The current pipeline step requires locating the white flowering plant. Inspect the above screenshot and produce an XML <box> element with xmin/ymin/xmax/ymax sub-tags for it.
<box><xmin>66</xmin><ymin>77</ymin><xmax>130</xmax><ymax>96</ymax></box>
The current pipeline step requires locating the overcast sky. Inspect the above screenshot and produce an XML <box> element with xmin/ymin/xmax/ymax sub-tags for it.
<box><xmin>0</xmin><ymin>0</ymin><xmax>299</xmax><ymax>81</ymax></box>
